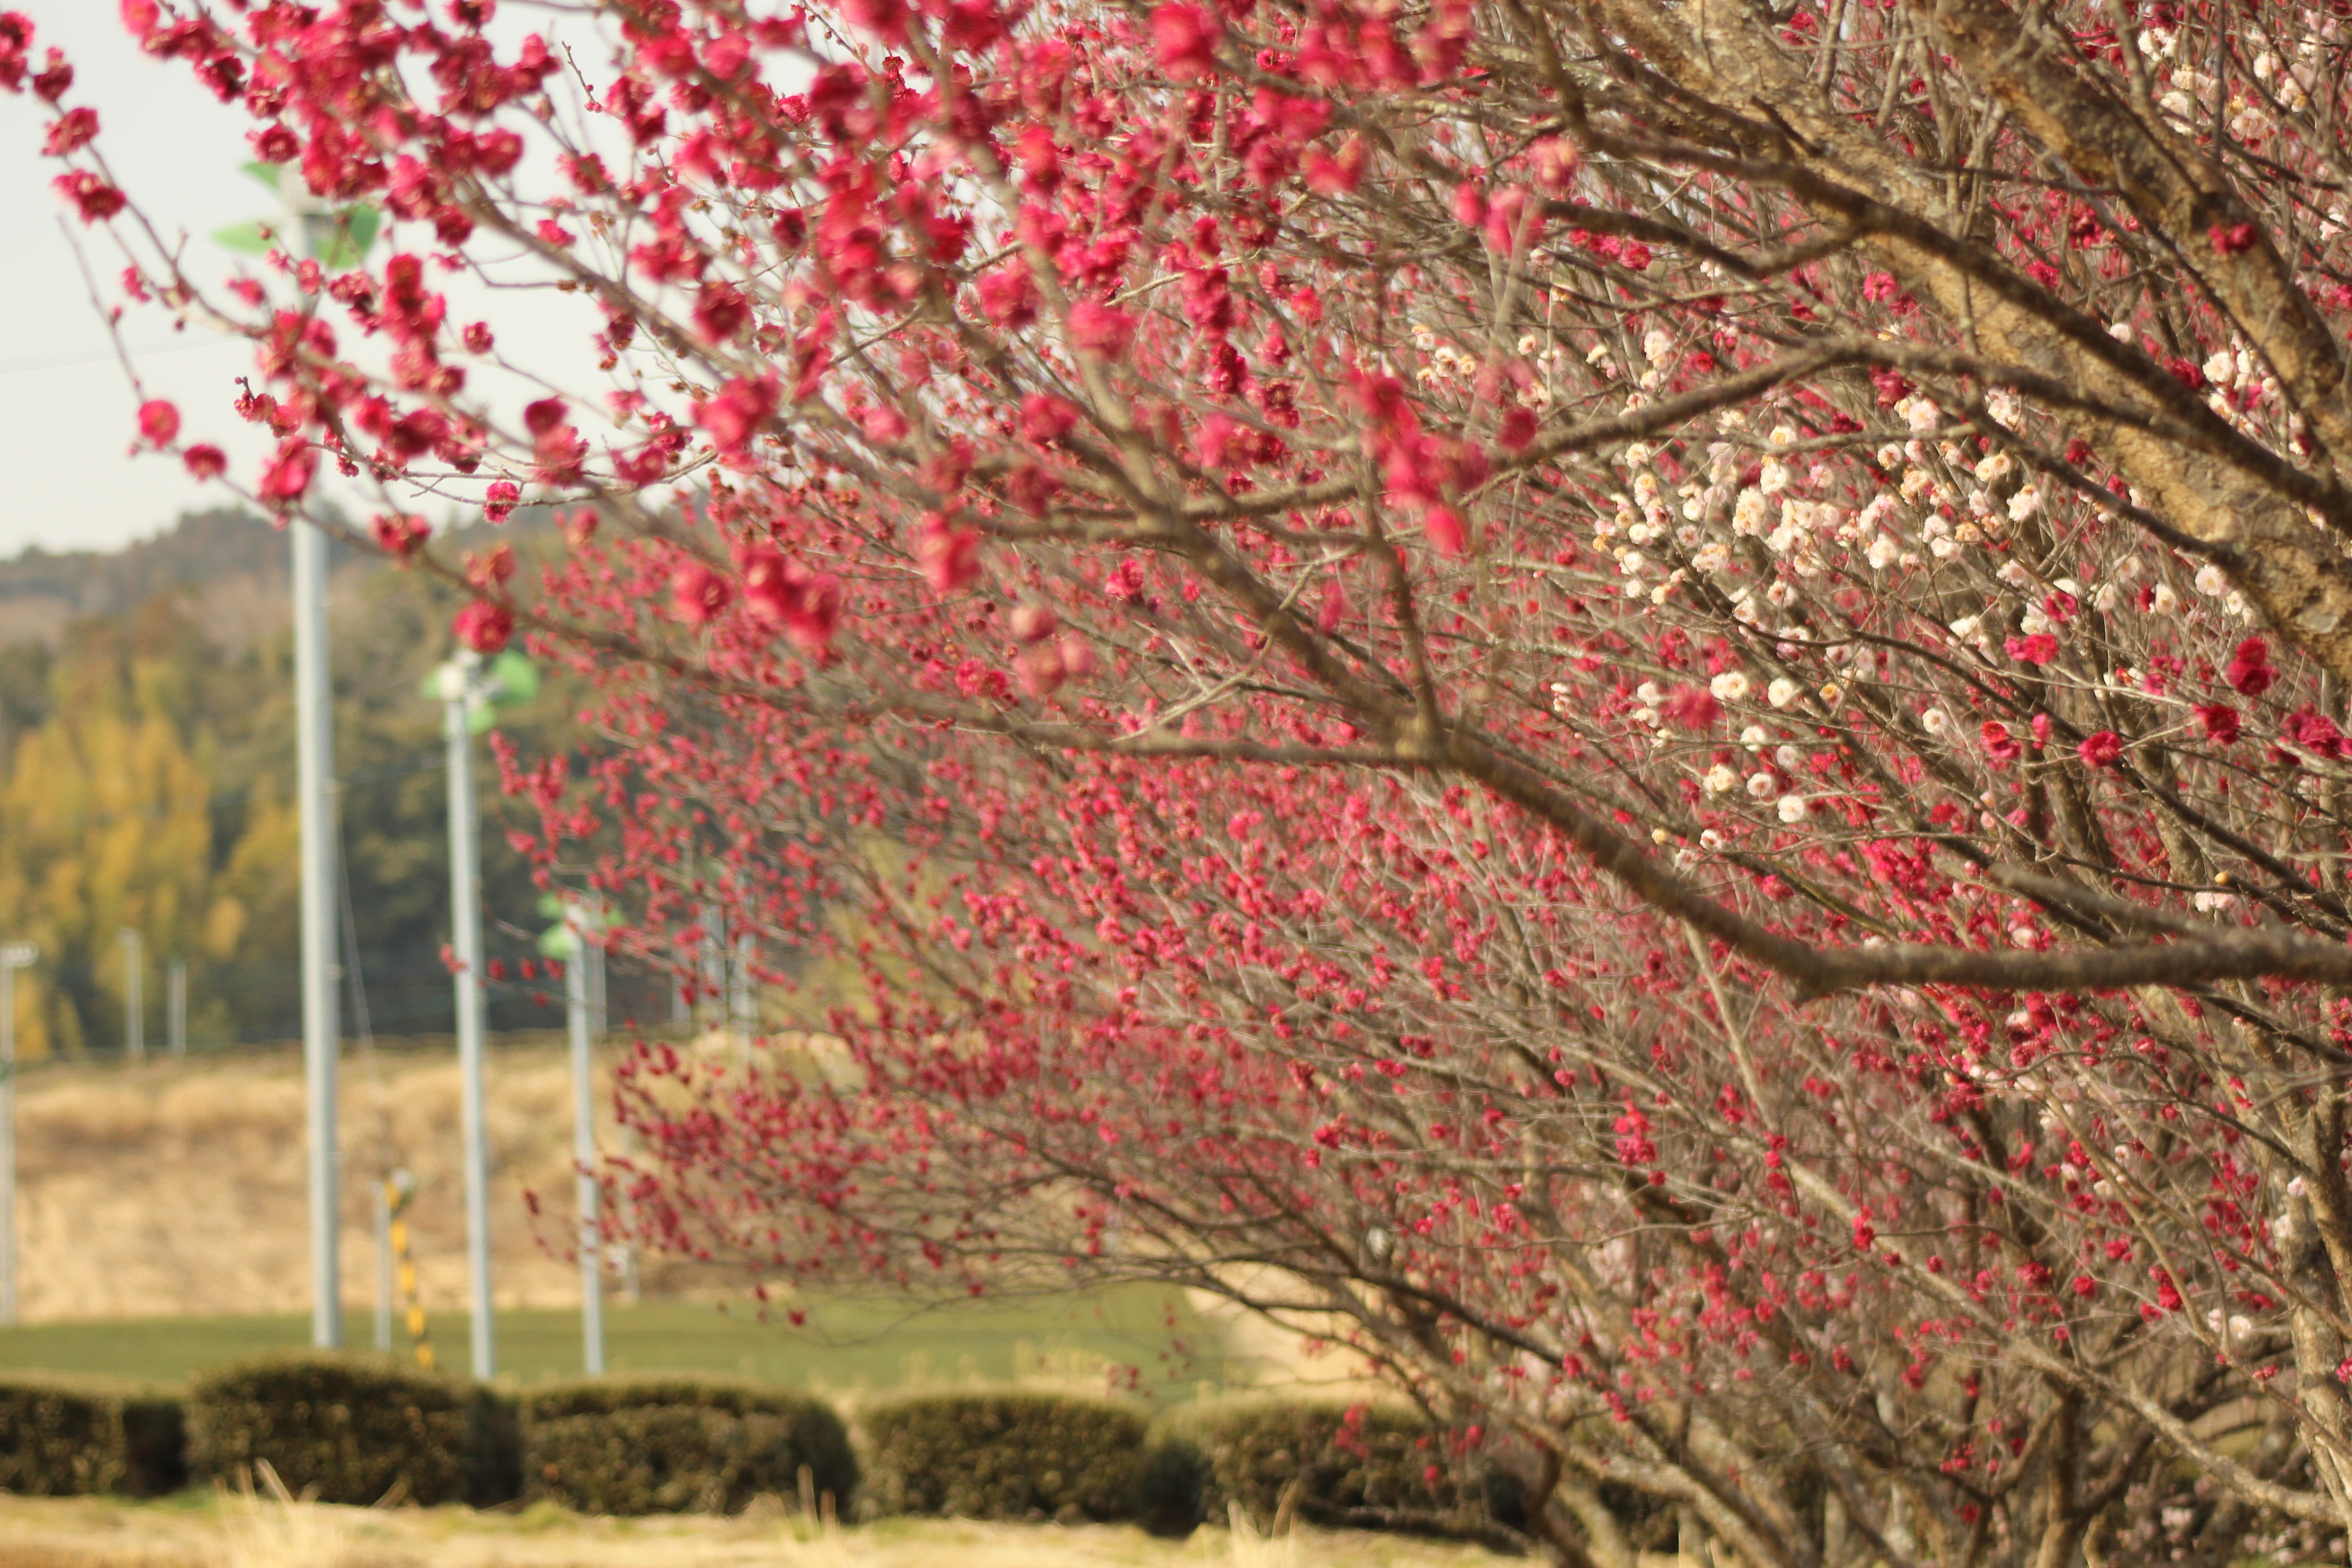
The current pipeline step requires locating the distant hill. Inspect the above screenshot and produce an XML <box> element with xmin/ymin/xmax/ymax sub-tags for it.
<box><xmin>0</xmin><ymin>509</ymin><xmax>294</xmax><ymax>650</ymax></box>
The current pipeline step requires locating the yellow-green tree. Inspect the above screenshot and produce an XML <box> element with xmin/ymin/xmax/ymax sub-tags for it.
<box><xmin>0</xmin><ymin>598</ymin><xmax>280</xmax><ymax>1058</ymax></box>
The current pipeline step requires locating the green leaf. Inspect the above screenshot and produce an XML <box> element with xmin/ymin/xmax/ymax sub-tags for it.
<box><xmin>313</xmin><ymin>206</ymin><xmax>381</xmax><ymax>270</ymax></box>
<box><xmin>538</xmin><ymin>925</ymin><xmax>578</xmax><ymax>960</ymax></box>
<box><xmin>537</xmin><ymin>892</ymin><xmax>567</xmax><ymax>921</ymax></box>
<box><xmin>488</xmin><ymin>649</ymin><xmax>540</xmax><ymax>707</ymax></box>
<box><xmin>466</xmin><ymin>699</ymin><xmax>498</xmax><ymax>737</ymax></box>
<box><xmin>212</xmin><ymin>221</ymin><xmax>275</xmax><ymax>255</ymax></box>
<box><xmin>241</xmin><ymin>160</ymin><xmax>284</xmax><ymax>191</ymax></box>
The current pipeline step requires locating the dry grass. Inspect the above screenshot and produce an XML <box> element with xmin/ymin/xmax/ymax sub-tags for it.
<box><xmin>212</xmin><ymin>1466</ymin><xmax>410</xmax><ymax>1568</ymax></box>
<box><xmin>0</xmin><ymin>1494</ymin><xmax>1511</xmax><ymax>1568</ymax></box>
<box><xmin>12</xmin><ymin>1044</ymin><xmax>637</xmax><ymax>1321</ymax></box>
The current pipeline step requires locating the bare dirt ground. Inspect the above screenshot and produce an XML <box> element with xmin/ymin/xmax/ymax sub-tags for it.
<box><xmin>0</xmin><ymin>1494</ymin><xmax>1512</xmax><ymax>1568</ymax></box>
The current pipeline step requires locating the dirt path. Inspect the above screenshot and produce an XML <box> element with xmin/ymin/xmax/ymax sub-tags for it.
<box><xmin>0</xmin><ymin>1494</ymin><xmax>1510</xmax><ymax>1568</ymax></box>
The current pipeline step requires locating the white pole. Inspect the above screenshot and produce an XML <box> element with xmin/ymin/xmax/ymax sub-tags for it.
<box><xmin>441</xmin><ymin>662</ymin><xmax>495</xmax><ymax>1379</ymax></box>
<box><xmin>729</xmin><ymin>932</ymin><xmax>756</xmax><ymax>1074</ymax></box>
<box><xmin>119</xmin><ymin>931</ymin><xmax>143</xmax><ymax>1063</ymax></box>
<box><xmin>373</xmin><ymin>1178</ymin><xmax>392</xmax><ymax>1353</ymax></box>
<box><xmin>295</xmin><ymin>520</ymin><xmax>342</xmax><ymax>1350</ymax></box>
<box><xmin>167</xmin><ymin>959</ymin><xmax>186</xmax><ymax>1057</ymax></box>
<box><xmin>588</xmin><ymin>939</ymin><xmax>607</xmax><ymax>1043</ymax></box>
<box><xmin>0</xmin><ymin>945</ymin><xmax>29</xmax><ymax>1328</ymax></box>
<box><xmin>566</xmin><ymin>906</ymin><xmax>603</xmax><ymax>1374</ymax></box>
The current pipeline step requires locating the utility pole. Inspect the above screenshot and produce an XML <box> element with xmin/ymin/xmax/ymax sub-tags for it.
<box><xmin>565</xmin><ymin>905</ymin><xmax>603</xmax><ymax>1374</ymax></box>
<box><xmin>295</xmin><ymin>519</ymin><xmax>342</xmax><ymax>1350</ymax></box>
<box><xmin>117</xmin><ymin>931</ymin><xmax>143</xmax><ymax>1062</ymax></box>
<box><xmin>437</xmin><ymin>654</ymin><xmax>495</xmax><ymax>1379</ymax></box>
<box><xmin>0</xmin><ymin>943</ymin><xmax>35</xmax><ymax>1327</ymax></box>
<box><xmin>588</xmin><ymin>939</ymin><xmax>607</xmax><ymax>1043</ymax></box>
<box><xmin>167</xmin><ymin>960</ymin><xmax>186</xmax><ymax>1057</ymax></box>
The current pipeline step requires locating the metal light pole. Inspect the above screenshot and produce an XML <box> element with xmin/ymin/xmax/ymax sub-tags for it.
<box><xmin>167</xmin><ymin>959</ymin><xmax>186</xmax><ymax>1057</ymax></box>
<box><xmin>295</xmin><ymin>519</ymin><xmax>343</xmax><ymax>1350</ymax></box>
<box><xmin>0</xmin><ymin>942</ymin><xmax>36</xmax><ymax>1327</ymax></box>
<box><xmin>438</xmin><ymin>655</ymin><xmax>495</xmax><ymax>1379</ymax></box>
<box><xmin>565</xmin><ymin>905</ymin><xmax>603</xmax><ymax>1374</ymax></box>
<box><xmin>117</xmin><ymin>931</ymin><xmax>143</xmax><ymax>1063</ymax></box>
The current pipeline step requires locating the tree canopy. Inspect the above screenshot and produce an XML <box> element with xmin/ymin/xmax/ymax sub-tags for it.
<box><xmin>31</xmin><ymin>0</ymin><xmax>2352</xmax><ymax>1561</ymax></box>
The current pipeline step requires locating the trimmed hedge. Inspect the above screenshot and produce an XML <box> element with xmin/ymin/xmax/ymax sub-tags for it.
<box><xmin>1142</xmin><ymin>1399</ymin><xmax>1500</xmax><ymax>1536</ymax></box>
<box><xmin>0</xmin><ymin>1375</ymin><xmax>184</xmax><ymax>1496</ymax></box>
<box><xmin>186</xmin><ymin>1352</ymin><xmax>511</xmax><ymax>1506</ymax></box>
<box><xmin>520</xmin><ymin>1378</ymin><xmax>856</xmax><ymax>1515</ymax></box>
<box><xmin>860</xmin><ymin>1392</ymin><xmax>1148</xmax><ymax>1522</ymax></box>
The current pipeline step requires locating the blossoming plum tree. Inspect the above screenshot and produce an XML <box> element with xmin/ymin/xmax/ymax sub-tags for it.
<box><xmin>27</xmin><ymin>0</ymin><xmax>2352</xmax><ymax>1559</ymax></box>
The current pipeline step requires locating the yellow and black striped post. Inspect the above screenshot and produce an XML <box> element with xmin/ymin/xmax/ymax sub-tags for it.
<box><xmin>385</xmin><ymin>1173</ymin><xmax>431</xmax><ymax>1371</ymax></box>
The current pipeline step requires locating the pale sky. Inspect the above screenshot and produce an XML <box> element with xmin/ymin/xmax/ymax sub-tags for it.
<box><xmin>0</xmin><ymin>7</ymin><xmax>260</xmax><ymax>557</ymax></box>
<box><xmin>0</xmin><ymin>7</ymin><xmax>629</xmax><ymax>560</ymax></box>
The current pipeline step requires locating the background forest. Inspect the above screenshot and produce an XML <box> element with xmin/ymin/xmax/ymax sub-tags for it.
<box><xmin>0</xmin><ymin>510</ymin><xmax>612</xmax><ymax>1058</ymax></box>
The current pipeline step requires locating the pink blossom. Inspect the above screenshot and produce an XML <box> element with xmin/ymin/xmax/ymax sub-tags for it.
<box><xmin>695</xmin><ymin>374</ymin><xmax>779</xmax><ymax>456</ymax></box>
<box><xmin>257</xmin><ymin>438</ymin><xmax>315</xmax><ymax>504</ymax></box>
<box><xmin>1020</xmin><ymin>394</ymin><xmax>1080</xmax><ymax>444</ymax></box>
<box><xmin>1422</xmin><ymin>505</ymin><xmax>1466</xmax><ymax>557</ymax></box>
<box><xmin>1151</xmin><ymin>4</ymin><xmax>1218</xmax><ymax>79</ymax></box>
<box><xmin>53</xmin><ymin>170</ymin><xmax>123</xmax><ymax>223</ymax></box>
<box><xmin>671</xmin><ymin>561</ymin><xmax>732</xmax><ymax>626</ymax></box>
<box><xmin>453</xmin><ymin>600</ymin><xmax>513</xmax><ymax>654</ymax></box>
<box><xmin>135</xmin><ymin>398</ymin><xmax>178</xmax><ymax>446</ymax></box>
<box><xmin>2077</xmin><ymin>730</ymin><xmax>2123</xmax><ymax>768</ymax></box>
<box><xmin>2226</xmin><ymin>636</ymin><xmax>2275</xmax><ymax>696</ymax></box>
<box><xmin>2196</xmin><ymin>704</ymin><xmax>2241</xmax><ymax>744</ymax></box>
<box><xmin>1660</xmin><ymin>686</ymin><xmax>1720</xmax><ymax>730</ymax></box>
<box><xmin>1066</xmin><ymin>301</ymin><xmax>1136</xmax><ymax>359</ymax></box>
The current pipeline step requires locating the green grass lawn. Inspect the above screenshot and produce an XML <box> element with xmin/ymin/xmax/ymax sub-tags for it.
<box><xmin>0</xmin><ymin>1286</ymin><xmax>1240</xmax><ymax>1399</ymax></box>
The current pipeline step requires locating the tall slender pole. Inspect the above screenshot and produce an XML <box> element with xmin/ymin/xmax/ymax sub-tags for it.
<box><xmin>441</xmin><ymin>664</ymin><xmax>495</xmax><ymax>1379</ymax></box>
<box><xmin>588</xmin><ymin>939</ymin><xmax>607</xmax><ymax>1043</ymax></box>
<box><xmin>295</xmin><ymin>521</ymin><xmax>343</xmax><ymax>1350</ymax></box>
<box><xmin>0</xmin><ymin>946</ymin><xmax>29</xmax><ymax>1328</ymax></box>
<box><xmin>118</xmin><ymin>931</ymin><xmax>143</xmax><ymax>1063</ymax></box>
<box><xmin>373</xmin><ymin>1179</ymin><xmax>392</xmax><ymax>1353</ymax></box>
<box><xmin>167</xmin><ymin>960</ymin><xmax>186</xmax><ymax>1057</ymax></box>
<box><xmin>565</xmin><ymin>907</ymin><xmax>603</xmax><ymax>1374</ymax></box>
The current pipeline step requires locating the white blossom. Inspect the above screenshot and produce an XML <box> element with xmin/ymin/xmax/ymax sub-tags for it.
<box><xmin>1777</xmin><ymin>794</ymin><xmax>1810</xmax><ymax>824</ymax></box>
<box><xmin>2008</xmin><ymin>486</ymin><xmax>2043</xmax><ymax>521</ymax></box>
<box><xmin>2194</xmin><ymin>563</ymin><xmax>2230</xmax><ymax>596</ymax></box>
<box><xmin>1747</xmin><ymin>771</ymin><xmax>1778</xmax><ymax>799</ymax></box>
<box><xmin>1711</xmin><ymin>671</ymin><xmax>1752</xmax><ymax>702</ymax></box>
<box><xmin>1703</xmin><ymin>764</ymin><xmax>1739</xmax><ymax>794</ymax></box>
<box><xmin>1922</xmin><ymin>708</ymin><xmax>1950</xmax><ymax>735</ymax></box>
<box><xmin>1768</xmin><ymin>678</ymin><xmax>1800</xmax><ymax>708</ymax></box>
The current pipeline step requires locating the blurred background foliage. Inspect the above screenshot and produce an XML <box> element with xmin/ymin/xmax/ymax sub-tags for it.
<box><xmin>0</xmin><ymin>509</ymin><xmax>630</xmax><ymax>1058</ymax></box>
